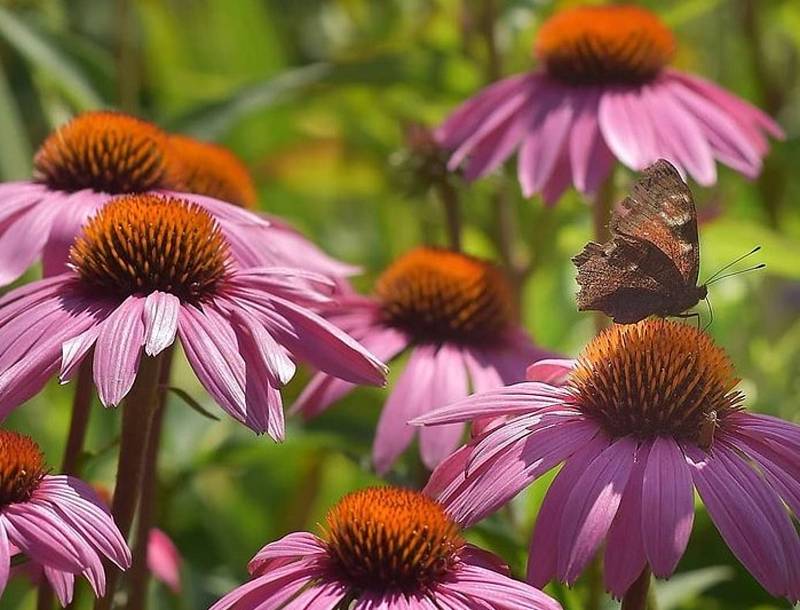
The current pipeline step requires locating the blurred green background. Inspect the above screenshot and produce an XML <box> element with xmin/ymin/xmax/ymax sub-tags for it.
<box><xmin>1</xmin><ymin>0</ymin><xmax>799</xmax><ymax>608</ymax></box>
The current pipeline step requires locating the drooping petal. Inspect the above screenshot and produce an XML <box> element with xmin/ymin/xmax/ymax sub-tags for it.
<box><xmin>230</xmin><ymin>305</ymin><xmax>296</xmax><ymax>386</ymax></box>
<box><xmin>292</xmin><ymin>325</ymin><xmax>408</xmax><ymax>419</ymax></box>
<box><xmin>148</xmin><ymin>529</ymin><xmax>182</xmax><ymax>594</ymax></box>
<box><xmin>373</xmin><ymin>345</ymin><xmax>438</xmax><ymax>474</ymax></box>
<box><xmin>527</xmin><ymin>433</ymin><xmax>612</xmax><ymax>586</ymax></box>
<box><xmin>686</xmin><ymin>443</ymin><xmax>800</xmax><ymax>601</ymax></box>
<box><xmin>93</xmin><ymin>296</ymin><xmax>146</xmax><ymax>407</ymax></box>
<box><xmin>598</xmin><ymin>87</ymin><xmax>658</xmax><ymax>171</ymax></box>
<box><xmin>444</xmin><ymin>564</ymin><xmax>563</xmax><ymax>610</ymax></box>
<box><xmin>143</xmin><ymin>292</ymin><xmax>180</xmax><ymax>357</ymax></box>
<box><xmin>518</xmin><ymin>82</ymin><xmax>574</xmax><ymax>197</ymax></box>
<box><xmin>569</xmin><ymin>87</ymin><xmax>615</xmax><ymax>194</ymax></box>
<box><xmin>556</xmin><ymin>437</ymin><xmax>637</xmax><ymax>585</ymax></box>
<box><xmin>604</xmin><ymin>442</ymin><xmax>648</xmax><ymax>599</ymax></box>
<box><xmin>0</xmin><ymin>518</ymin><xmax>9</xmax><ymax>598</ymax></box>
<box><xmin>41</xmin><ymin>189</ymin><xmax>104</xmax><ymax>278</ymax></box>
<box><xmin>525</xmin><ymin>359</ymin><xmax>575</xmax><ymax>384</ymax></box>
<box><xmin>0</xmin><ymin>196</ymin><xmax>57</xmax><ymax>286</ymax></box>
<box><xmin>419</xmin><ymin>345</ymin><xmax>470</xmax><ymax>470</ymax></box>
<box><xmin>640</xmin><ymin>437</ymin><xmax>694</xmax><ymax>578</ymax></box>
<box><xmin>44</xmin><ymin>566</ymin><xmax>75</xmax><ymax>607</ymax></box>
<box><xmin>3</xmin><ymin>504</ymin><xmax>86</xmax><ymax>573</ymax></box>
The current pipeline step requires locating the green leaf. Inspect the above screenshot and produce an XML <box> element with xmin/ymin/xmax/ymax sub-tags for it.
<box><xmin>0</xmin><ymin>59</ymin><xmax>32</xmax><ymax>179</ymax></box>
<box><xmin>166</xmin><ymin>63</ymin><xmax>331</xmax><ymax>139</ymax></box>
<box><xmin>168</xmin><ymin>387</ymin><xmax>221</xmax><ymax>421</ymax></box>
<box><xmin>701</xmin><ymin>219</ymin><xmax>800</xmax><ymax>280</ymax></box>
<box><xmin>0</xmin><ymin>7</ymin><xmax>103</xmax><ymax>110</ymax></box>
<box><xmin>654</xmin><ymin>566</ymin><xmax>734</xmax><ymax>610</ymax></box>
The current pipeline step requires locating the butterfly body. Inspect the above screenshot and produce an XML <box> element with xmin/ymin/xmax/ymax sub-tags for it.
<box><xmin>573</xmin><ymin>160</ymin><xmax>706</xmax><ymax>324</ymax></box>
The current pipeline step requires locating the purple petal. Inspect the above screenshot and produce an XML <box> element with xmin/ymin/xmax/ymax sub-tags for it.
<box><xmin>41</xmin><ymin>190</ymin><xmax>104</xmax><ymax>278</ymax></box>
<box><xmin>0</xmin><ymin>197</ymin><xmax>56</xmax><ymax>285</ymax></box>
<box><xmin>143</xmin><ymin>292</ymin><xmax>180</xmax><ymax>357</ymax></box>
<box><xmin>604</xmin><ymin>443</ymin><xmax>648</xmax><ymax>599</ymax></box>
<box><xmin>60</xmin><ymin>326</ymin><xmax>100</xmax><ymax>382</ymax></box>
<box><xmin>518</xmin><ymin>82</ymin><xmax>574</xmax><ymax>197</ymax></box>
<box><xmin>527</xmin><ymin>433</ymin><xmax>611</xmax><ymax>586</ymax></box>
<box><xmin>230</xmin><ymin>306</ymin><xmax>295</xmax><ymax>386</ymax></box>
<box><xmin>249</xmin><ymin>532</ymin><xmax>325</xmax><ymax>575</ymax></box>
<box><xmin>686</xmin><ymin>443</ymin><xmax>800</xmax><ymax>600</ymax></box>
<box><xmin>93</xmin><ymin>296</ymin><xmax>146</xmax><ymax>407</ymax></box>
<box><xmin>44</xmin><ymin>566</ymin><xmax>75</xmax><ymax>607</ymax></box>
<box><xmin>598</xmin><ymin>87</ymin><xmax>658</xmax><ymax>170</ymax></box>
<box><xmin>3</xmin><ymin>504</ymin><xmax>86</xmax><ymax>572</ymax></box>
<box><xmin>147</xmin><ymin>529</ymin><xmax>182</xmax><ymax>594</ymax></box>
<box><xmin>443</xmin><ymin>564</ymin><xmax>562</xmax><ymax>610</ymax></box>
<box><xmin>0</xmin><ymin>519</ymin><xmax>9</xmax><ymax>598</ymax></box>
<box><xmin>525</xmin><ymin>359</ymin><xmax>575</xmax><ymax>384</ymax></box>
<box><xmin>373</xmin><ymin>345</ymin><xmax>437</xmax><ymax>474</ymax></box>
<box><xmin>556</xmin><ymin>437</ymin><xmax>637</xmax><ymax>585</ymax></box>
<box><xmin>641</xmin><ymin>437</ymin><xmax>694</xmax><ymax>578</ymax></box>
<box><xmin>569</xmin><ymin>87</ymin><xmax>615</xmax><ymax>194</ymax></box>
<box><xmin>419</xmin><ymin>344</ymin><xmax>470</xmax><ymax>470</ymax></box>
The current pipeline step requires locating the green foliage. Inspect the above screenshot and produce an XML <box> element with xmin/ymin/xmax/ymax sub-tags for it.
<box><xmin>1</xmin><ymin>1</ymin><xmax>799</xmax><ymax>609</ymax></box>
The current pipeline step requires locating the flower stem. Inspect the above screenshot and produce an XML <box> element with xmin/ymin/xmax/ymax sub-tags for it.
<box><xmin>61</xmin><ymin>361</ymin><xmax>95</xmax><ymax>476</ymax></box>
<box><xmin>621</xmin><ymin>567</ymin><xmax>652</xmax><ymax>610</ymax></box>
<box><xmin>96</xmin><ymin>353</ymin><xmax>165</xmax><ymax>610</ymax></box>
<box><xmin>592</xmin><ymin>169</ymin><xmax>616</xmax><ymax>334</ymax></box>
<box><xmin>436</xmin><ymin>180</ymin><xmax>462</xmax><ymax>252</ymax></box>
<box><xmin>125</xmin><ymin>347</ymin><xmax>175</xmax><ymax>610</ymax></box>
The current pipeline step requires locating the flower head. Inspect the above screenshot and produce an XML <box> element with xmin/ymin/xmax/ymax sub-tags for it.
<box><xmin>0</xmin><ymin>430</ymin><xmax>130</xmax><ymax>607</ymax></box>
<box><xmin>166</xmin><ymin>134</ymin><xmax>257</xmax><ymax>208</ymax></box>
<box><xmin>0</xmin><ymin>194</ymin><xmax>386</xmax><ymax>438</ymax></box>
<box><xmin>211</xmin><ymin>486</ymin><xmax>561</xmax><ymax>610</ymax></box>
<box><xmin>0</xmin><ymin>111</ymin><xmax>354</xmax><ymax>286</ymax></box>
<box><xmin>294</xmin><ymin>247</ymin><xmax>552</xmax><ymax>472</ymax></box>
<box><xmin>438</xmin><ymin>4</ymin><xmax>783</xmax><ymax>202</ymax></box>
<box><xmin>416</xmin><ymin>319</ymin><xmax>800</xmax><ymax>602</ymax></box>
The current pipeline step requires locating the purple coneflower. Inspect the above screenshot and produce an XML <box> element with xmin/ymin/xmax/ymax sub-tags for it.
<box><xmin>0</xmin><ymin>111</ymin><xmax>352</xmax><ymax>286</ymax></box>
<box><xmin>0</xmin><ymin>194</ymin><xmax>386</xmax><ymax>437</ymax></box>
<box><xmin>210</xmin><ymin>486</ymin><xmax>562</xmax><ymax>610</ymax></box>
<box><xmin>166</xmin><ymin>133</ymin><xmax>358</xmax><ymax>277</ymax></box>
<box><xmin>0</xmin><ymin>430</ymin><xmax>130</xmax><ymax>606</ymax></box>
<box><xmin>293</xmin><ymin>247</ymin><xmax>551</xmax><ymax>472</ymax></box>
<box><xmin>439</xmin><ymin>5</ymin><xmax>783</xmax><ymax>202</ymax></box>
<box><xmin>415</xmin><ymin>319</ymin><xmax>800</xmax><ymax>602</ymax></box>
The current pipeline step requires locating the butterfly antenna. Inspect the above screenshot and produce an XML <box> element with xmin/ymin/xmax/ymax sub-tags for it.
<box><xmin>706</xmin><ymin>263</ymin><xmax>766</xmax><ymax>285</ymax></box>
<box><xmin>703</xmin><ymin>295</ymin><xmax>714</xmax><ymax>330</ymax></box>
<box><xmin>703</xmin><ymin>246</ymin><xmax>761</xmax><ymax>283</ymax></box>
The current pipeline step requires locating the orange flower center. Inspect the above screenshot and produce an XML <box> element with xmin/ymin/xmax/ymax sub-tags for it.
<box><xmin>0</xmin><ymin>430</ymin><xmax>47</xmax><ymax>507</ymax></box>
<box><xmin>70</xmin><ymin>194</ymin><xmax>230</xmax><ymax>303</ymax></box>
<box><xmin>34</xmin><ymin>111</ymin><xmax>171</xmax><ymax>194</ymax></box>
<box><xmin>166</xmin><ymin>135</ymin><xmax>257</xmax><ymax>208</ymax></box>
<box><xmin>570</xmin><ymin>319</ymin><xmax>743</xmax><ymax>446</ymax></box>
<box><xmin>375</xmin><ymin>247</ymin><xmax>515</xmax><ymax>345</ymax></box>
<box><xmin>535</xmin><ymin>5</ymin><xmax>675</xmax><ymax>85</ymax></box>
<box><xmin>324</xmin><ymin>487</ymin><xmax>463</xmax><ymax>593</ymax></box>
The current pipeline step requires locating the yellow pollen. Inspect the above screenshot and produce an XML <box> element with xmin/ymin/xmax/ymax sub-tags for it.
<box><xmin>375</xmin><ymin>247</ymin><xmax>516</xmax><ymax>345</ymax></box>
<box><xmin>166</xmin><ymin>135</ymin><xmax>258</xmax><ymax>208</ymax></box>
<box><xmin>323</xmin><ymin>487</ymin><xmax>463</xmax><ymax>593</ymax></box>
<box><xmin>569</xmin><ymin>319</ymin><xmax>744</xmax><ymax>444</ymax></box>
<box><xmin>535</xmin><ymin>5</ymin><xmax>675</xmax><ymax>85</ymax></box>
<box><xmin>0</xmin><ymin>430</ymin><xmax>47</xmax><ymax>507</ymax></box>
<box><xmin>69</xmin><ymin>194</ymin><xmax>230</xmax><ymax>303</ymax></box>
<box><xmin>34</xmin><ymin>111</ymin><xmax>172</xmax><ymax>194</ymax></box>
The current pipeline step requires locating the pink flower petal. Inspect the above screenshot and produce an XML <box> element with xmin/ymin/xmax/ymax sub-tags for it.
<box><xmin>93</xmin><ymin>296</ymin><xmax>146</xmax><ymax>407</ymax></box>
<box><xmin>556</xmin><ymin>437</ymin><xmax>637</xmax><ymax>585</ymax></box>
<box><xmin>598</xmin><ymin>87</ymin><xmax>658</xmax><ymax>171</ymax></box>
<box><xmin>143</xmin><ymin>292</ymin><xmax>180</xmax><ymax>357</ymax></box>
<box><xmin>444</xmin><ymin>564</ymin><xmax>562</xmax><ymax>610</ymax></box>
<box><xmin>249</xmin><ymin>532</ymin><xmax>325</xmax><ymax>575</ymax></box>
<box><xmin>419</xmin><ymin>344</ymin><xmax>470</xmax><ymax>470</ymax></box>
<box><xmin>525</xmin><ymin>359</ymin><xmax>575</xmax><ymax>384</ymax></box>
<box><xmin>604</xmin><ymin>442</ymin><xmax>648</xmax><ymax>599</ymax></box>
<box><xmin>527</xmin><ymin>433</ymin><xmax>611</xmax><ymax>586</ymax></box>
<box><xmin>44</xmin><ymin>566</ymin><xmax>75</xmax><ymax>607</ymax></box>
<box><xmin>373</xmin><ymin>345</ymin><xmax>437</xmax><ymax>474</ymax></box>
<box><xmin>148</xmin><ymin>528</ymin><xmax>182</xmax><ymax>594</ymax></box>
<box><xmin>0</xmin><ymin>197</ymin><xmax>57</xmax><ymax>286</ymax></box>
<box><xmin>686</xmin><ymin>443</ymin><xmax>800</xmax><ymax>601</ymax></box>
<box><xmin>569</xmin><ymin>87</ymin><xmax>615</xmax><ymax>194</ymax></box>
<box><xmin>518</xmin><ymin>83</ymin><xmax>574</xmax><ymax>197</ymax></box>
<box><xmin>0</xmin><ymin>519</ymin><xmax>9</xmax><ymax>598</ymax></box>
<box><xmin>641</xmin><ymin>437</ymin><xmax>694</xmax><ymax>578</ymax></box>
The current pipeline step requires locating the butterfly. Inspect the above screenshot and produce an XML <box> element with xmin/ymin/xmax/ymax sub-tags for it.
<box><xmin>572</xmin><ymin>159</ymin><xmax>707</xmax><ymax>325</ymax></box>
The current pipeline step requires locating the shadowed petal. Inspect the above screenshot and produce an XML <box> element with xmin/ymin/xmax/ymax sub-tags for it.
<box><xmin>641</xmin><ymin>437</ymin><xmax>694</xmax><ymax>577</ymax></box>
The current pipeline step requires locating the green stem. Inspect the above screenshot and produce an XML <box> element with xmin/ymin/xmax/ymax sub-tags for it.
<box><xmin>436</xmin><ymin>180</ymin><xmax>463</xmax><ymax>252</ymax></box>
<box><xmin>96</xmin><ymin>354</ymin><xmax>165</xmax><ymax>610</ymax></box>
<box><xmin>621</xmin><ymin>567</ymin><xmax>652</xmax><ymax>610</ymax></box>
<box><xmin>125</xmin><ymin>347</ymin><xmax>175</xmax><ymax>610</ymax></box>
<box><xmin>115</xmin><ymin>0</ymin><xmax>139</xmax><ymax>112</ymax></box>
<box><xmin>61</xmin><ymin>361</ymin><xmax>95</xmax><ymax>476</ymax></box>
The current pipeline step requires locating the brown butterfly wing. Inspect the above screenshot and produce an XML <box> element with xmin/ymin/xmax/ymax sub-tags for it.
<box><xmin>611</xmin><ymin>160</ymin><xmax>701</xmax><ymax>286</ymax></box>
<box><xmin>573</xmin><ymin>236</ymin><xmax>689</xmax><ymax>324</ymax></box>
